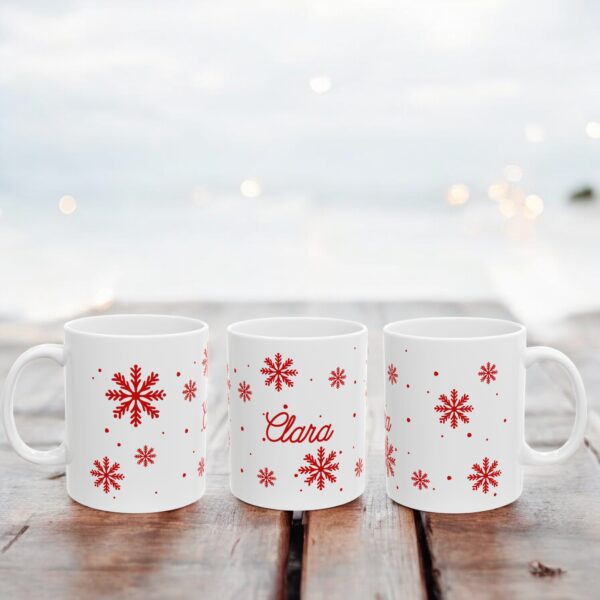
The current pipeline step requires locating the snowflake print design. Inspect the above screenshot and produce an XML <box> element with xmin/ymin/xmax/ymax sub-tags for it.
<box><xmin>90</xmin><ymin>456</ymin><xmax>125</xmax><ymax>494</ymax></box>
<box><xmin>297</xmin><ymin>446</ymin><xmax>340</xmax><ymax>491</ymax></box>
<box><xmin>354</xmin><ymin>457</ymin><xmax>364</xmax><ymax>477</ymax></box>
<box><xmin>478</xmin><ymin>362</ymin><xmax>498</xmax><ymax>384</ymax></box>
<box><xmin>182</xmin><ymin>379</ymin><xmax>197</xmax><ymax>402</ymax></box>
<box><xmin>197</xmin><ymin>457</ymin><xmax>206</xmax><ymax>477</ymax></box>
<box><xmin>106</xmin><ymin>364</ymin><xmax>165</xmax><ymax>427</ymax></box>
<box><xmin>411</xmin><ymin>469</ymin><xmax>430</xmax><ymax>490</ymax></box>
<box><xmin>328</xmin><ymin>367</ymin><xmax>347</xmax><ymax>389</ymax></box>
<box><xmin>134</xmin><ymin>445</ymin><xmax>156</xmax><ymax>467</ymax></box>
<box><xmin>468</xmin><ymin>457</ymin><xmax>502</xmax><ymax>494</ymax></box>
<box><xmin>238</xmin><ymin>380</ymin><xmax>252</xmax><ymax>402</ymax></box>
<box><xmin>257</xmin><ymin>467</ymin><xmax>276</xmax><ymax>488</ymax></box>
<box><xmin>260</xmin><ymin>352</ymin><xmax>298</xmax><ymax>392</ymax></box>
<box><xmin>385</xmin><ymin>436</ymin><xmax>396</xmax><ymax>477</ymax></box>
<box><xmin>387</xmin><ymin>363</ymin><xmax>398</xmax><ymax>385</ymax></box>
<box><xmin>202</xmin><ymin>347</ymin><xmax>209</xmax><ymax>377</ymax></box>
<box><xmin>434</xmin><ymin>389</ymin><xmax>473</xmax><ymax>429</ymax></box>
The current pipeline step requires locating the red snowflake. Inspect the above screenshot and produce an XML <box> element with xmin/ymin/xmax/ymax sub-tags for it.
<box><xmin>468</xmin><ymin>457</ymin><xmax>502</xmax><ymax>494</ymax></box>
<box><xmin>387</xmin><ymin>363</ymin><xmax>398</xmax><ymax>385</ymax></box>
<box><xmin>238</xmin><ymin>380</ymin><xmax>252</xmax><ymax>402</ymax></box>
<box><xmin>435</xmin><ymin>388</ymin><xmax>473</xmax><ymax>429</ymax></box>
<box><xmin>197</xmin><ymin>457</ymin><xmax>206</xmax><ymax>477</ymax></box>
<box><xmin>257</xmin><ymin>467</ymin><xmax>276</xmax><ymax>488</ymax></box>
<box><xmin>385</xmin><ymin>436</ymin><xmax>396</xmax><ymax>477</ymax></box>
<box><xmin>183</xmin><ymin>379</ymin><xmax>197</xmax><ymax>402</ymax></box>
<box><xmin>411</xmin><ymin>469</ymin><xmax>430</xmax><ymax>490</ymax></box>
<box><xmin>134</xmin><ymin>445</ymin><xmax>156</xmax><ymax>467</ymax></box>
<box><xmin>297</xmin><ymin>446</ymin><xmax>339</xmax><ymax>490</ymax></box>
<box><xmin>328</xmin><ymin>367</ymin><xmax>347</xmax><ymax>389</ymax></box>
<box><xmin>478</xmin><ymin>362</ymin><xmax>498</xmax><ymax>384</ymax></box>
<box><xmin>354</xmin><ymin>457</ymin><xmax>364</xmax><ymax>477</ymax></box>
<box><xmin>260</xmin><ymin>352</ymin><xmax>298</xmax><ymax>392</ymax></box>
<box><xmin>202</xmin><ymin>347</ymin><xmax>209</xmax><ymax>377</ymax></box>
<box><xmin>90</xmin><ymin>456</ymin><xmax>125</xmax><ymax>494</ymax></box>
<box><xmin>106</xmin><ymin>364</ymin><xmax>165</xmax><ymax>427</ymax></box>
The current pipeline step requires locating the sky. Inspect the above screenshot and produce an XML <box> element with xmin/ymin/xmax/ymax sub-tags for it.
<box><xmin>0</xmin><ymin>1</ymin><xmax>599</xmax><ymax>321</ymax></box>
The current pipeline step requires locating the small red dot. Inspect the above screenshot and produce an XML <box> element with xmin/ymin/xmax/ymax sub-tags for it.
<box><xmin>92</xmin><ymin>376</ymin><xmax>95</xmax><ymax>380</ymax></box>
<box><xmin>319</xmin><ymin>414</ymin><xmax>322</xmax><ymax>418</ymax></box>
<box><xmin>496</xmin><ymin>392</ymin><xmax>499</xmax><ymax>396</ymax></box>
<box><xmin>185</xmin><ymin>428</ymin><xmax>189</xmax><ymax>433</ymax></box>
<box><xmin>396</xmin><ymin>485</ymin><xmax>399</xmax><ymax>489</ymax></box>
<box><xmin>427</xmin><ymin>390</ymin><xmax>430</xmax><ymax>394</ymax></box>
<box><xmin>406</xmin><ymin>417</ymin><xmax>411</xmax><ymax>423</ymax></box>
<box><xmin>182</xmin><ymin>473</ymin><xmax>186</xmax><ymax>478</ymax></box>
<box><xmin>240</xmin><ymin>468</ymin><xmax>244</xmax><ymax>473</ymax></box>
<box><xmin>353</xmin><ymin>412</ymin><xmax>356</xmax><ymax>418</ymax></box>
<box><xmin>406</xmin><ymin>384</ymin><xmax>410</xmax><ymax>388</ymax></box>
<box><xmin>441</xmin><ymin>434</ymin><xmax>444</xmax><ymax>438</ymax></box>
<box><xmin>98</xmin><ymin>368</ymin><xmax>102</xmax><ymax>373</ymax></box>
<box><xmin>310</xmin><ymin>378</ymin><xmax>313</xmax><ymax>382</ymax></box>
<box><xmin>234</xmin><ymin>368</ymin><xmax>237</xmax><ymax>373</ymax></box>
<box><xmin>155</xmin><ymin>491</ymin><xmax>158</xmax><ymax>494</ymax></box>
<box><xmin>339</xmin><ymin>450</ymin><xmax>343</xmax><ymax>455</ymax></box>
<box><xmin>247</xmin><ymin>364</ymin><xmax>250</xmax><ymax>368</ymax></box>
<box><xmin>486</xmin><ymin>438</ymin><xmax>489</xmax><ymax>442</ymax></box>
<box><xmin>117</xmin><ymin>442</ymin><xmax>121</xmax><ymax>447</ymax></box>
<box><xmin>104</xmin><ymin>428</ymin><xmax>109</xmax><ymax>433</ymax></box>
<box><xmin>283</xmin><ymin>404</ymin><xmax>288</xmax><ymax>409</ymax></box>
<box><xmin>262</xmin><ymin>437</ymin><xmax>266</xmax><ymax>442</ymax></box>
<box><xmin>294</xmin><ymin>473</ymin><xmax>298</xmax><ymax>478</ymax></box>
<box><xmin>354</xmin><ymin>346</ymin><xmax>357</xmax><ymax>350</ymax></box>
<box><xmin>467</xmin><ymin>432</ymin><xmax>472</xmax><ymax>438</ymax></box>
<box><xmin>494</xmin><ymin>493</ymin><xmax>497</xmax><ymax>497</ymax></box>
<box><xmin>447</xmin><ymin>475</ymin><xmax>452</xmax><ymax>480</ymax></box>
<box><xmin>434</xmin><ymin>371</ymin><xmax>439</xmax><ymax>376</ymax></box>
<box><xmin>176</xmin><ymin>371</ymin><xmax>181</xmax><ymax>377</ymax></box>
<box><xmin>162</xmin><ymin>431</ymin><xmax>165</xmax><ymax>435</ymax></box>
<box><xmin>339</xmin><ymin>487</ymin><xmax>343</xmax><ymax>492</ymax></box>
<box><xmin>404</xmin><ymin>349</ymin><xmax>408</xmax><ymax>352</ymax></box>
<box><xmin>240</xmin><ymin>426</ymin><xmax>244</xmax><ymax>431</ymax></box>
<box><xmin>503</xmin><ymin>418</ymin><xmax>507</xmax><ymax>423</ymax></box>
<box><xmin>407</xmin><ymin>451</ymin><xmax>410</xmax><ymax>454</ymax></box>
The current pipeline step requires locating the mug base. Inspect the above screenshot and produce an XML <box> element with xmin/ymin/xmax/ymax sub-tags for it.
<box><xmin>67</xmin><ymin>492</ymin><xmax>204</xmax><ymax>514</ymax></box>
<box><xmin>231</xmin><ymin>487</ymin><xmax>364</xmax><ymax>511</ymax></box>
<box><xmin>388</xmin><ymin>492</ymin><xmax>521</xmax><ymax>514</ymax></box>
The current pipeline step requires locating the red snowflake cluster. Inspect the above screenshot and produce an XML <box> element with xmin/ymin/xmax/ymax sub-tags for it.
<box><xmin>328</xmin><ymin>367</ymin><xmax>347</xmax><ymax>389</ymax></box>
<box><xmin>182</xmin><ymin>379</ymin><xmax>197</xmax><ymax>402</ymax></box>
<box><xmin>261</xmin><ymin>353</ymin><xmax>298</xmax><ymax>392</ymax></box>
<box><xmin>106</xmin><ymin>364</ymin><xmax>165</xmax><ymax>427</ymax></box>
<box><xmin>257</xmin><ymin>467</ymin><xmax>276</xmax><ymax>488</ymax></box>
<box><xmin>238</xmin><ymin>380</ymin><xmax>252</xmax><ymax>402</ymax></box>
<box><xmin>134</xmin><ymin>445</ymin><xmax>156</xmax><ymax>467</ymax></box>
<box><xmin>435</xmin><ymin>389</ymin><xmax>473</xmax><ymax>429</ymax></box>
<box><xmin>468</xmin><ymin>457</ymin><xmax>501</xmax><ymax>494</ymax></box>
<box><xmin>297</xmin><ymin>446</ymin><xmax>339</xmax><ymax>490</ymax></box>
<box><xmin>90</xmin><ymin>456</ymin><xmax>124</xmax><ymax>494</ymax></box>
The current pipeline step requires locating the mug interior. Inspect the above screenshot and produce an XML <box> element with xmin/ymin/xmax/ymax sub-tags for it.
<box><xmin>65</xmin><ymin>314</ymin><xmax>207</xmax><ymax>337</ymax></box>
<box><xmin>228</xmin><ymin>317</ymin><xmax>366</xmax><ymax>339</ymax></box>
<box><xmin>384</xmin><ymin>317</ymin><xmax>523</xmax><ymax>340</ymax></box>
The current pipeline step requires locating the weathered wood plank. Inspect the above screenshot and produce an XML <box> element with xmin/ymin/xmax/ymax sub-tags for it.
<box><xmin>0</xmin><ymin>302</ymin><xmax>291</xmax><ymax>600</ymax></box>
<box><xmin>301</xmin><ymin>303</ymin><xmax>425</xmax><ymax>599</ymax></box>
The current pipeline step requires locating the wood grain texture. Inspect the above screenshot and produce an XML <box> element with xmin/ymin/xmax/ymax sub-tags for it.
<box><xmin>1</xmin><ymin>301</ymin><xmax>599</xmax><ymax>599</ymax></box>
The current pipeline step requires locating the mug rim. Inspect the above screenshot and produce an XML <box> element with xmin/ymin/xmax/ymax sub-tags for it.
<box><xmin>384</xmin><ymin>316</ymin><xmax>525</xmax><ymax>341</ymax></box>
<box><xmin>64</xmin><ymin>314</ymin><xmax>208</xmax><ymax>339</ymax></box>
<box><xmin>227</xmin><ymin>316</ymin><xmax>367</xmax><ymax>341</ymax></box>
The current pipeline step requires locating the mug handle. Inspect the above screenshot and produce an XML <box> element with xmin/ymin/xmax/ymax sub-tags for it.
<box><xmin>2</xmin><ymin>344</ymin><xmax>67</xmax><ymax>465</ymax></box>
<box><xmin>521</xmin><ymin>346</ymin><xmax>588</xmax><ymax>465</ymax></box>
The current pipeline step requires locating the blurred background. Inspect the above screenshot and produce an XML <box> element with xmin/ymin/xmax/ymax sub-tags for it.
<box><xmin>0</xmin><ymin>0</ymin><xmax>598</xmax><ymax>324</ymax></box>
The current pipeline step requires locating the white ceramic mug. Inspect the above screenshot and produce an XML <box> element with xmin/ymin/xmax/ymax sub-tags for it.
<box><xmin>384</xmin><ymin>317</ymin><xmax>587</xmax><ymax>513</ymax></box>
<box><xmin>227</xmin><ymin>317</ymin><xmax>368</xmax><ymax>510</ymax></box>
<box><xmin>1</xmin><ymin>314</ymin><xmax>209</xmax><ymax>513</ymax></box>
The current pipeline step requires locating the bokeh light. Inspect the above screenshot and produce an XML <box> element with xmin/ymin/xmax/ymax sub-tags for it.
<box><xmin>524</xmin><ymin>194</ymin><xmax>544</xmax><ymax>218</ymax></box>
<box><xmin>585</xmin><ymin>121</ymin><xmax>600</xmax><ymax>139</ymax></box>
<box><xmin>446</xmin><ymin>184</ymin><xmax>469</xmax><ymax>206</ymax></box>
<box><xmin>503</xmin><ymin>165</ymin><xmax>523</xmax><ymax>183</ymax></box>
<box><xmin>240</xmin><ymin>179</ymin><xmax>262</xmax><ymax>198</ymax></box>
<box><xmin>309</xmin><ymin>76</ymin><xmax>332</xmax><ymax>95</ymax></box>
<box><xmin>58</xmin><ymin>195</ymin><xmax>77</xmax><ymax>215</ymax></box>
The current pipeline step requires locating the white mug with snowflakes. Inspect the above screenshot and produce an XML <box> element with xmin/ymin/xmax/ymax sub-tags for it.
<box><xmin>1</xmin><ymin>314</ymin><xmax>209</xmax><ymax>513</ymax></box>
<box><xmin>384</xmin><ymin>317</ymin><xmax>587</xmax><ymax>513</ymax></box>
<box><xmin>227</xmin><ymin>317</ymin><xmax>368</xmax><ymax>510</ymax></box>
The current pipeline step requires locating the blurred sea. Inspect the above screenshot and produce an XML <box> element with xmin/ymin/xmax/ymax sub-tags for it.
<box><xmin>0</xmin><ymin>1</ymin><xmax>599</xmax><ymax>322</ymax></box>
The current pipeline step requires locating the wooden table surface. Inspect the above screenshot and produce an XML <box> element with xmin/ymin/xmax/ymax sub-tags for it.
<box><xmin>1</xmin><ymin>302</ymin><xmax>599</xmax><ymax>599</ymax></box>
